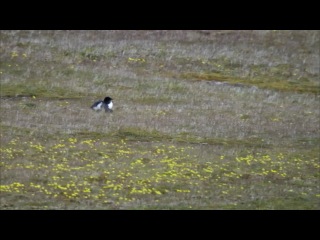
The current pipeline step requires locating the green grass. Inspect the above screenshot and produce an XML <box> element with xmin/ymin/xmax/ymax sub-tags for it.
<box><xmin>180</xmin><ymin>71</ymin><xmax>320</xmax><ymax>94</ymax></box>
<box><xmin>0</xmin><ymin>83</ymin><xmax>84</xmax><ymax>99</ymax></box>
<box><xmin>1</xmin><ymin>30</ymin><xmax>319</xmax><ymax>209</ymax></box>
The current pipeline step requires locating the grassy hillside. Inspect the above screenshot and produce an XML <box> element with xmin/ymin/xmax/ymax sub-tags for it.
<box><xmin>1</xmin><ymin>30</ymin><xmax>319</xmax><ymax>209</ymax></box>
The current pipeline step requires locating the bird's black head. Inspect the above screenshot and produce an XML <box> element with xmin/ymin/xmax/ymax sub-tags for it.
<box><xmin>103</xmin><ymin>97</ymin><xmax>113</xmax><ymax>103</ymax></box>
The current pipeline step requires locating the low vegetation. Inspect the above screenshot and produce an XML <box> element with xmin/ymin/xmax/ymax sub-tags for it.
<box><xmin>1</xmin><ymin>30</ymin><xmax>319</xmax><ymax>209</ymax></box>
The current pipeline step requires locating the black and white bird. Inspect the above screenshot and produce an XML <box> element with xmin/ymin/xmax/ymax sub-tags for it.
<box><xmin>91</xmin><ymin>97</ymin><xmax>113</xmax><ymax>112</ymax></box>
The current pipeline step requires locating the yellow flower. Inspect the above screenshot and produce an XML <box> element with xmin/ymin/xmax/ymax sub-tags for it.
<box><xmin>11</xmin><ymin>51</ymin><xmax>18</xmax><ymax>58</ymax></box>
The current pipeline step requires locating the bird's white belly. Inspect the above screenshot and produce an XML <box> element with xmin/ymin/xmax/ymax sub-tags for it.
<box><xmin>108</xmin><ymin>101</ymin><xmax>113</xmax><ymax>109</ymax></box>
